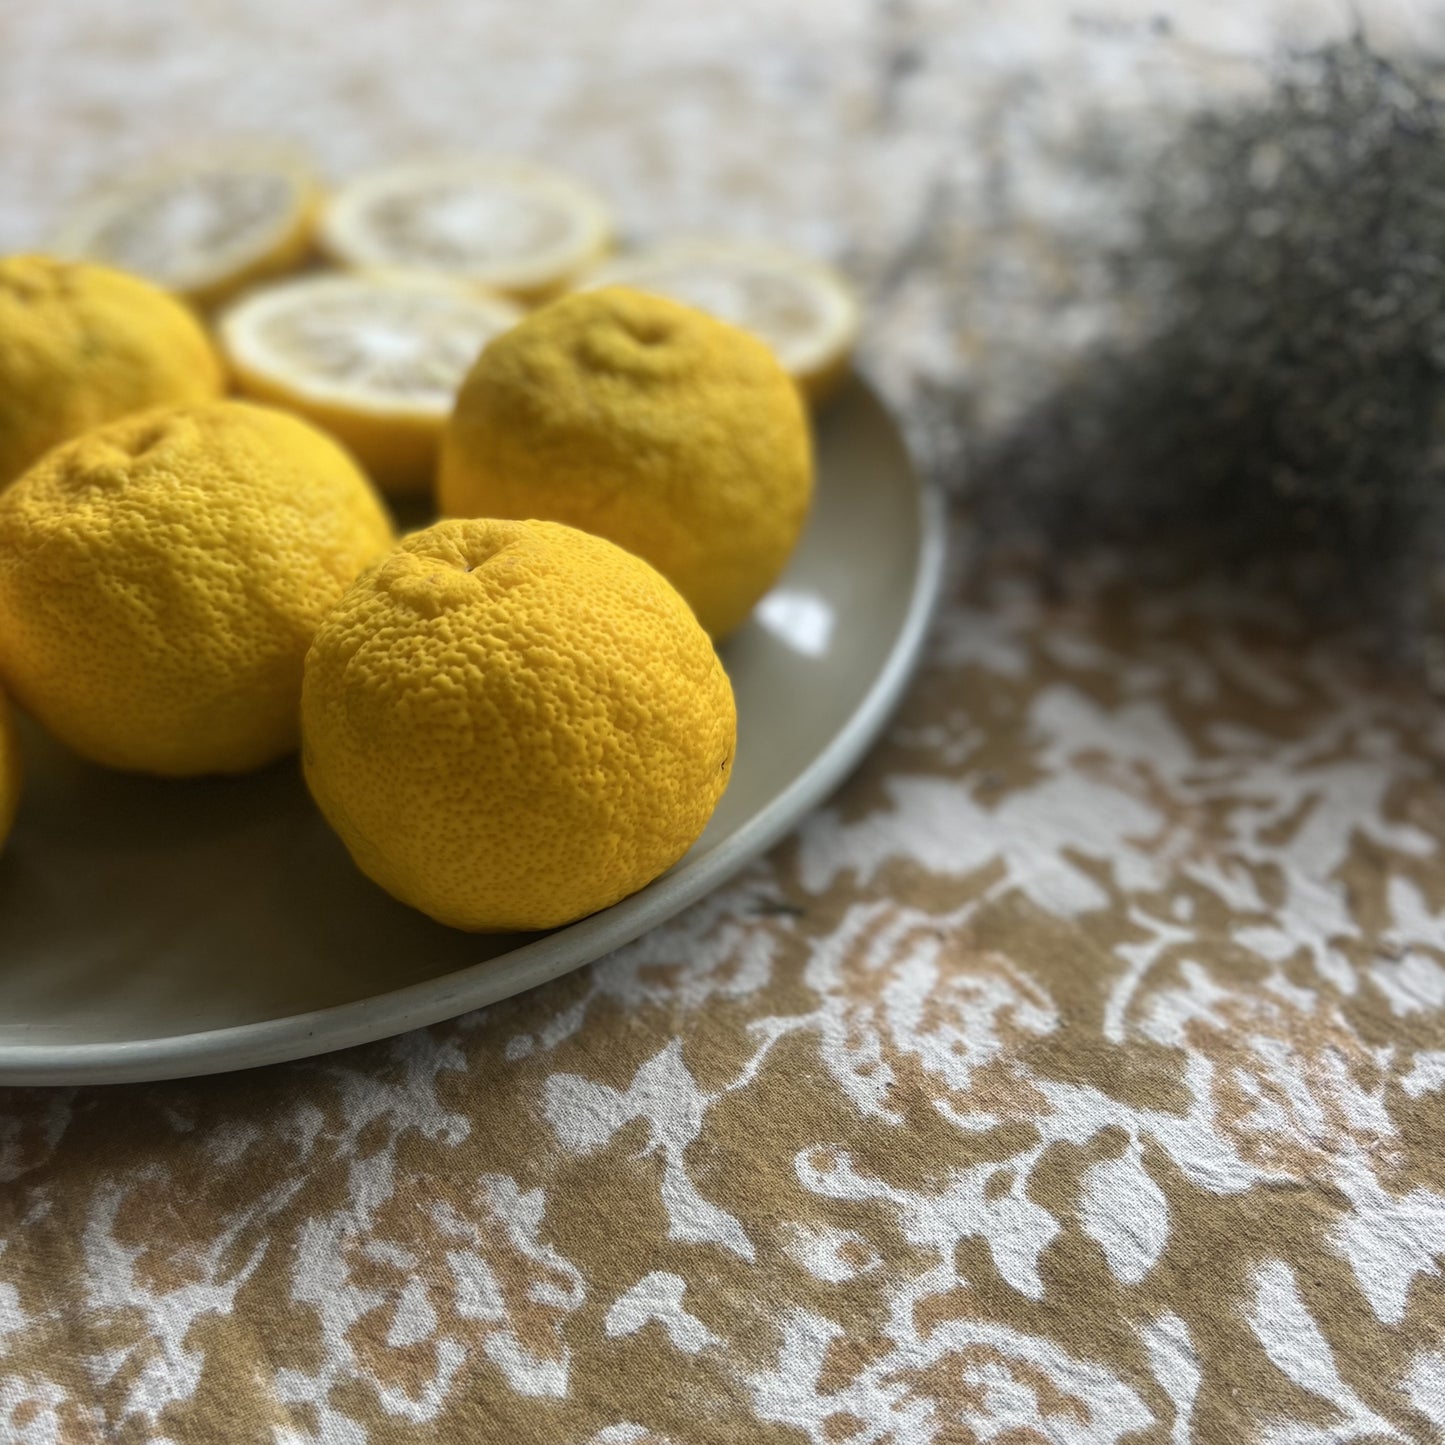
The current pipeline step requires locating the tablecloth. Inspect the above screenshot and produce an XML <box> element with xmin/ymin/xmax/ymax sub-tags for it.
<box><xmin>2</xmin><ymin>3</ymin><xmax>1444</xmax><ymax>1441</ymax></box>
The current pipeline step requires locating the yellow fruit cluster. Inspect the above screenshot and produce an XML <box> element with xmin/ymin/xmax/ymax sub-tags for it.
<box><xmin>0</xmin><ymin>149</ymin><xmax>844</xmax><ymax>932</ymax></box>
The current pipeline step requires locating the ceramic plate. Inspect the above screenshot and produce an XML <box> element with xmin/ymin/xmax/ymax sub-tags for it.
<box><xmin>0</xmin><ymin>376</ymin><xmax>946</xmax><ymax>1085</ymax></box>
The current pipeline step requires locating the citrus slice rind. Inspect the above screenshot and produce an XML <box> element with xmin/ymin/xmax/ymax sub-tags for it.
<box><xmin>52</xmin><ymin>148</ymin><xmax>318</xmax><ymax>309</ymax></box>
<box><xmin>585</xmin><ymin>240</ymin><xmax>860</xmax><ymax>400</ymax></box>
<box><xmin>319</xmin><ymin>160</ymin><xmax>611</xmax><ymax>303</ymax></box>
<box><xmin>220</xmin><ymin>273</ymin><xmax>521</xmax><ymax>416</ymax></box>
<box><xmin>219</xmin><ymin>273</ymin><xmax>521</xmax><ymax>495</ymax></box>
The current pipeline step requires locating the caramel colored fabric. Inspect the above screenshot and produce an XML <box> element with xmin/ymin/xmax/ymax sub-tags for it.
<box><xmin>2</xmin><ymin>4</ymin><xmax>1443</xmax><ymax>1441</ymax></box>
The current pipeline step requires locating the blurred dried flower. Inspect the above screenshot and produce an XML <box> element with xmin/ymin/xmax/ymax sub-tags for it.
<box><xmin>980</xmin><ymin>39</ymin><xmax>1445</xmax><ymax>659</ymax></box>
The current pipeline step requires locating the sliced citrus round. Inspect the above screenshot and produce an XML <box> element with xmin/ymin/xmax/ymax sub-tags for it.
<box><xmin>585</xmin><ymin>240</ymin><xmax>860</xmax><ymax>401</ymax></box>
<box><xmin>52</xmin><ymin>147</ymin><xmax>318</xmax><ymax>310</ymax></box>
<box><xmin>319</xmin><ymin>160</ymin><xmax>611</xmax><ymax>304</ymax></box>
<box><xmin>219</xmin><ymin>273</ymin><xmax>522</xmax><ymax>497</ymax></box>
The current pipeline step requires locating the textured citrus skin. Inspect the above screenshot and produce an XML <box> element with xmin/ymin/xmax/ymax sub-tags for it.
<box><xmin>0</xmin><ymin>256</ymin><xmax>224</xmax><ymax>489</ymax></box>
<box><xmin>438</xmin><ymin>287</ymin><xmax>813</xmax><ymax>638</ymax></box>
<box><xmin>0</xmin><ymin>686</ymin><xmax>20</xmax><ymax>850</ymax></box>
<box><xmin>0</xmin><ymin>401</ymin><xmax>395</xmax><ymax>776</ymax></box>
<box><xmin>302</xmin><ymin>518</ymin><xmax>737</xmax><ymax>932</ymax></box>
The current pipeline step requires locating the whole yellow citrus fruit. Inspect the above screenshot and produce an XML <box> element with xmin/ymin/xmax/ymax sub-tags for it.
<box><xmin>438</xmin><ymin>286</ymin><xmax>813</xmax><ymax>638</ymax></box>
<box><xmin>0</xmin><ymin>401</ymin><xmax>394</xmax><ymax>777</ymax></box>
<box><xmin>0</xmin><ymin>255</ymin><xmax>224</xmax><ymax>489</ymax></box>
<box><xmin>302</xmin><ymin>517</ymin><xmax>736</xmax><ymax>932</ymax></box>
<box><xmin>0</xmin><ymin>686</ymin><xmax>21</xmax><ymax>850</ymax></box>
<box><xmin>585</xmin><ymin>239</ymin><xmax>861</xmax><ymax>403</ymax></box>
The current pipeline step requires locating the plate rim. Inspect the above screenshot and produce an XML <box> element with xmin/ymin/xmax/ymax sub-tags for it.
<box><xmin>1</xmin><ymin>379</ymin><xmax>948</xmax><ymax>1086</ymax></box>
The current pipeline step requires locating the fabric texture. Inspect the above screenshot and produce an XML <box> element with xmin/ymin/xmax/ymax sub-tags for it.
<box><xmin>2</xmin><ymin>3</ymin><xmax>1444</xmax><ymax>1441</ymax></box>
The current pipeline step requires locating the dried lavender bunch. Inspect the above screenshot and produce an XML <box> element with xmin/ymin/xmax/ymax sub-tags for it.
<box><xmin>985</xmin><ymin>39</ymin><xmax>1445</xmax><ymax>609</ymax></box>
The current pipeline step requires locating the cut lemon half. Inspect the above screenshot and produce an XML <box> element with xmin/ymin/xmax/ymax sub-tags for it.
<box><xmin>219</xmin><ymin>273</ymin><xmax>521</xmax><ymax>496</ymax></box>
<box><xmin>52</xmin><ymin>147</ymin><xmax>318</xmax><ymax>310</ymax></box>
<box><xmin>319</xmin><ymin>160</ymin><xmax>612</xmax><ymax>304</ymax></box>
<box><xmin>585</xmin><ymin>240</ymin><xmax>860</xmax><ymax>402</ymax></box>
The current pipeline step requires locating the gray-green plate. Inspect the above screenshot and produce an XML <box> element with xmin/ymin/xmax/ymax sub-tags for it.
<box><xmin>0</xmin><ymin>376</ymin><xmax>946</xmax><ymax>1085</ymax></box>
